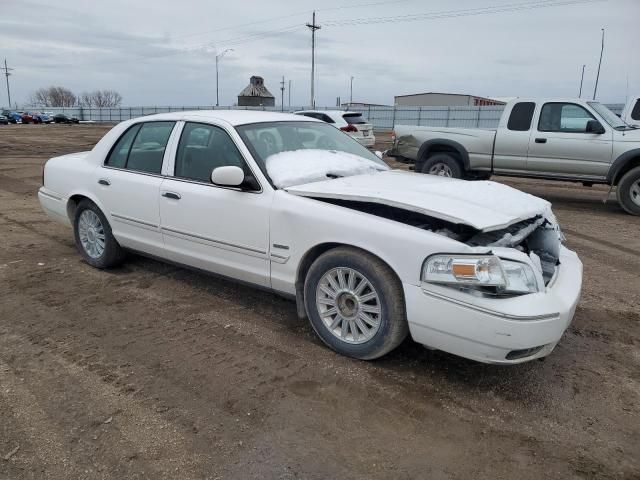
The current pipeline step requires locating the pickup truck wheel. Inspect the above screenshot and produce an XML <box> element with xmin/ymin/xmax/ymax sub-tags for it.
<box><xmin>617</xmin><ymin>166</ymin><xmax>640</xmax><ymax>215</ymax></box>
<box><xmin>73</xmin><ymin>199</ymin><xmax>126</xmax><ymax>268</ymax></box>
<box><xmin>304</xmin><ymin>247</ymin><xmax>408</xmax><ymax>360</ymax></box>
<box><xmin>421</xmin><ymin>153</ymin><xmax>462</xmax><ymax>179</ymax></box>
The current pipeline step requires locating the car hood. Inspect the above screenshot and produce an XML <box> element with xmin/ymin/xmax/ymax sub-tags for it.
<box><xmin>285</xmin><ymin>170</ymin><xmax>551</xmax><ymax>231</ymax></box>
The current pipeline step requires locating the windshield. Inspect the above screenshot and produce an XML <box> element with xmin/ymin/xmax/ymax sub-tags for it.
<box><xmin>588</xmin><ymin>102</ymin><xmax>628</xmax><ymax>129</ymax></box>
<box><xmin>235</xmin><ymin>121</ymin><xmax>388</xmax><ymax>188</ymax></box>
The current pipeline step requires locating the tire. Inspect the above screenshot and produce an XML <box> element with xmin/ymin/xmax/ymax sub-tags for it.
<box><xmin>73</xmin><ymin>199</ymin><xmax>126</xmax><ymax>268</ymax></box>
<box><xmin>304</xmin><ymin>247</ymin><xmax>408</xmax><ymax>360</ymax></box>
<box><xmin>421</xmin><ymin>153</ymin><xmax>463</xmax><ymax>178</ymax></box>
<box><xmin>616</xmin><ymin>166</ymin><xmax>640</xmax><ymax>215</ymax></box>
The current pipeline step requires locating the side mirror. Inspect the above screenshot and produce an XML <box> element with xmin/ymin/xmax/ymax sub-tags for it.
<box><xmin>211</xmin><ymin>165</ymin><xmax>245</xmax><ymax>187</ymax></box>
<box><xmin>375</xmin><ymin>150</ymin><xmax>383</xmax><ymax>159</ymax></box>
<box><xmin>586</xmin><ymin>119</ymin><xmax>605</xmax><ymax>134</ymax></box>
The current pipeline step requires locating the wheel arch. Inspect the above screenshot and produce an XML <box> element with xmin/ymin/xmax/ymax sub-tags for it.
<box><xmin>607</xmin><ymin>149</ymin><xmax>640</xmax><ymax>185</ymax></box>
<box><xmin>416</xmin><ymin>139</ymin><xmax>470</xmax><ymax>171</ymax></box>
<box><xmin>66</xmin><ymin>191</ymin><xmax>108</xmax><ymax>223</ymax></box>
<box><xmin>294</xmin><ymin>242</ymin><xmax>403</xmax><ymax>320</ymax></box>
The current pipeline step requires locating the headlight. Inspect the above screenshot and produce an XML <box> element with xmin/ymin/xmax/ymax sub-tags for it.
<box><xmin>422</xmin><ymin>254</ymin><xmax>538</xmax><ymax>295</ymax></box>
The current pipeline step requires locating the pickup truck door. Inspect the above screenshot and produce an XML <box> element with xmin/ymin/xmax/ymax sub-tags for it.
<box><xmin>526</xmin><ymin>102</ymin><xmax>613</xmax><ymax>178</ymax></box>
<box><xmin>492</xmin><ymin>101</ymin><xmax>536</xmax><ymax>173</ymax></box>
<box><xmin>95</xmin><ymin>121</ymin><xmax>176</xmax><ymax>257</ymax></box>
<box><xmin>158</xmin><ymin>121</ymin><xmax>271</xmax><ymax>287</ymax></box>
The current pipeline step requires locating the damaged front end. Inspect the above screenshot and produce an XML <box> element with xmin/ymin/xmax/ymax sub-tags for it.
<box><xmin>311</xmin><ymin>198</ymin><xmax>562</xmax><ymax>289</ymax></box>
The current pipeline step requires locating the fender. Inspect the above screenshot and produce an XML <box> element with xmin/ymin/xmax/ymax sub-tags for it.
<box><xmin>416</xmin><ymin>139</ymin><xmax>470</xmax><ymax>171</ymax></box>
<box><xmin>607</xmin><ymin>148</ymin><xmax>640</xmax><ymax>184</ymax></box>
<box><xmin>65</xmin><ymin>188</ymin><xmax>109</xmax><ymax>223</ymax></box>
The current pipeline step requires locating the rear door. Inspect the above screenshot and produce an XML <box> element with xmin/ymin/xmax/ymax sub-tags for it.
<box><xmin>526</xmin><ymin>102</ymin><xmax>613</xmax><ymax>178</ymax></box>
<box><xmin>158</xmin><ymin>121</ymin><xmax>272</xmax><ymax>287</ymax></box>
<box><xmin>493</xmin><ymin>101</ymin><xmax>535</xmax><ymax>173</ymax></box>
<box><xmin>95</xmin><ymin>121</ymin><xmax>176</xmax><ymax>257</ymax></box>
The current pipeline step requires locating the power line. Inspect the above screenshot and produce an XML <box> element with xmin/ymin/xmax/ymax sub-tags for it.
<box><xmin>322</xmin><ymin>0</ymin><xmax>602</xmax><ymax>26</ymax></box>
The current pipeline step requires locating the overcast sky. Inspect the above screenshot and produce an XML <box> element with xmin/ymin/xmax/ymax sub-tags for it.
<box><xmin>1</xmin><ymin>0</ymin><xmax>638</xmax><ymax>108</ymax></box>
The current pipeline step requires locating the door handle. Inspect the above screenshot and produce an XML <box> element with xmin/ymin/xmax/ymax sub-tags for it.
<box><xmin>98</xmin><ymin>178</ymin><xmax>111</xmax><ymax>186</ymax></box>
<box><xmin>535</xmin><ymin>138</ymin><xmax>547</xmax><ymax>143</ymax></box>
<box><xmin>162</xmin><ymin>191</ymin><xmax>181</xmax><ymax>200</ymax></box>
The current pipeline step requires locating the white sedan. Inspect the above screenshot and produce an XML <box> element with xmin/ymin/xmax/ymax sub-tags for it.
<box><xmin>38</xmin><ymin>111</ymin><xmax>582</xmax><ymax>364</ymax></box>
<box><xmin>294</xmin><ymin>110</ymin><xmax>375</xmax><ymax>147</ymax></box>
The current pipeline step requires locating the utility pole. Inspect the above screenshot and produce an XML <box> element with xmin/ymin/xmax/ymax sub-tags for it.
<box><xmin>350</xmin><ymin>76</ymin><xmax>354</xmax><ymax>106</ymax></box>
<box><xmin>306</xmin><ymin>11</ymin><xmax>321</xmax><ymax>108</ymax></box>
<box><xmin>280</xmin><ymin>76</ymin><xmax>285</xmax><ymax>112</ymax></box>
<box><xmin>288</xmin><ymin>80</ymin><xmax>291</xmax><ymax>109</ymax></box>
<box><xmin>2</xmin><ymin>59</ymin><xmax>13</xmax><ymax>108</ymax></box>
<box><xmin>593</xmin><ymin>28</ymin><xmax>604</xmax><ymax>100</ymax></box>
<box><xmin>578</xmin><ymin>64</ymin><xmax>585</xmax><ymax>98</ymax></box>
<box><xmin>215</xmin><ymin>48</ymin><xmax>233</xmax><ymax>107</ymax></box>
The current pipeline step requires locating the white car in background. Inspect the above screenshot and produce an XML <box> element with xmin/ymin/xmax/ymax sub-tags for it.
<box><xmin>295</xmin><ymin>110</ymin><xmax>375</xmax><ymax>147</ymax></box>
<box><xmin>39</xmin><ymin>111</ymin><xmax>582</xmax><ymax>364</ymax></box>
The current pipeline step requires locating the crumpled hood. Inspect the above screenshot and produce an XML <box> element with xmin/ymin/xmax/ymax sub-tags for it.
<box><xmin>285</xmin><ymin>170</ymin><xmax>551</xmax><ymax>231</ymax></box>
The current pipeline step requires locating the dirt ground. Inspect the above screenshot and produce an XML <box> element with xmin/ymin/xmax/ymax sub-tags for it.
<box><xmin>0</xmin><ymin>123</ymin><xmax>638</xmax><ymax>480</ymax></box>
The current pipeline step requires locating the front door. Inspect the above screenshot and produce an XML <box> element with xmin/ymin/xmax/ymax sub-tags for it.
<box><xmin>159</xmin><ymin>122</ymin><xmax>271</xmax><ymax>287</ymax></box>
<box><xmin>527</xmin><ymin>102</ymin><xmax>613</xmax><ymax>178</ymax></box>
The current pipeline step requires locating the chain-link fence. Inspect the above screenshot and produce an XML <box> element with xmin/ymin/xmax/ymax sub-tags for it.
<box><xmin>27</xmin><ymin>104</ymin><xmax>625</xmax><ymax>131</ymax></box>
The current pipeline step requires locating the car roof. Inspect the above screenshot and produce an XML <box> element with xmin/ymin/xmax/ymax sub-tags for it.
<box><xmin>132</xmin><ymin>110</ymin><xmax>321</xmax><ymax>126</ymax></box>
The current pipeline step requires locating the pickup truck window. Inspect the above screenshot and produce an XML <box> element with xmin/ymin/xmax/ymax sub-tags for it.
<box><xmin>174</xmin><ymin>122</ymin><xmax>246</xmax><ymax>183</ymax></box>
<box><xmin>538</xmin><ymin>102</ymin><xmax>595</xmax><ymax>133</ymax></box>
<box><xmin>588</xmin><ymin>102</ymin><xmax>627</xmax><ymax>129</ymax></box>
<box><xmin>631</xmin><ymin>100</ymin><xmax>640</xmax><ymax>121</ymax></box>
<box><xmin>507</xmin><ymin>102</ymin><xmax>535</xmax><ymax>131</ymax></box>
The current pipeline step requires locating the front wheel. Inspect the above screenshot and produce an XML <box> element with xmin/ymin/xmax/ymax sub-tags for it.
<box><xmin>617</xmin><ymin>166</ymin><xmax>640</xmax><ymax>215</ymax></box>
<box><xmin>73</xmin><ymin>199</ymin><xmax>126</xmax><ymax>268</ymax></box>
<box><xmin>304</xmin><ymin>247</ymin><xmax>408</xmax><ymax>360</ymax></box>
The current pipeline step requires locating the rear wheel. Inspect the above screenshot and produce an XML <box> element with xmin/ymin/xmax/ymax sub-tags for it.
<box><xmin>73</xmin><ymin>199</ymin><xmax>126</xmax><ymax>268</ymax></box>
<box><xmin>421</xmin><ymin>153</ymin><xmax>463</xmax><ymax>179</ymax></box>
<box><xmin>304</xmin><ymin>247</ymin><xmax>408</xmax><ymax>360</ymax></box>
<box><xmin>617</xmin><ymin>166</ymin><xmax>640</xmax><ymax>215</ymax></box>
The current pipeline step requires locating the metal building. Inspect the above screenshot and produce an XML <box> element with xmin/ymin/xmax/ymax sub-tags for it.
<box><xmin>394</xmin><ymin>92</ymin><xmax>506</xmax><ymax>107</ymax></box>
<box><xmin>237</xmin><ymin>76</ymin><xmax>275</xmax><ymax>107</ymax></box>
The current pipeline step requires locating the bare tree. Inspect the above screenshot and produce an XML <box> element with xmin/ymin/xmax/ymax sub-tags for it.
<box><xmin>29</xmin><ymin>86</ymin><xmax>77</xmax><ymax>107</ymax></box>
<box><xmin>79</xmin><ymin>89</ymin><xmax>123</xmax><ymax>107</ymax></box>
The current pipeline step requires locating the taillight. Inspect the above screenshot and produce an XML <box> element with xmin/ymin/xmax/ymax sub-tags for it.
<box><xmin>340</xmin><ymin>124</ymin><xmax>358</xmax><ymax>133</ymax></box>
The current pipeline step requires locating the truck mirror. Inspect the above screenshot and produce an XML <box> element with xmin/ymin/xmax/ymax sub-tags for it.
<box><xmin>586</xmin><ymin>120</ymin><xmax>605</xmax><ymax>134</ymax></box>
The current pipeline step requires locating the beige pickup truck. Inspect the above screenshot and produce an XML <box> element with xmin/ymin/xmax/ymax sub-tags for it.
<box><xmin>389</xmin><ymin>98</ymin><xmax>640</xmax><ymax>215</ymax></box>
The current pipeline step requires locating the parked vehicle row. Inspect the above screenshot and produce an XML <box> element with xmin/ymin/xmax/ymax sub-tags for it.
<box><xmin>39</xmin><ymin>110</ymin><xmax>582</xmax><ymax>365</ymax></box>
<box><xmin>389</xmin><ymin>97</ymin><xmax>640</xmax><ymax>215</ymax></box>
<box><xmin>0</xmin><ymin>110</ymin><xmax>80</xmax><ymax>124</ymax></box>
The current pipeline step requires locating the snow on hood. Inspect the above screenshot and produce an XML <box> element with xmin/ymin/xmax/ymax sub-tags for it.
<box><xmin>266</xmin><ymin>149</ymin><xmax>389</xmax><ymax>189</ymax></box>
<box><xmin>285</xmin><ymin>170</ymin><xmax>552</xmax><ymax>232</ymax></box>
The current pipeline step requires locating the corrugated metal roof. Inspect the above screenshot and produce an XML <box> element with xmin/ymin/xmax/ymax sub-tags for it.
<box><xmin>238</xmin><ymin>76</ymin><xmax>274</xmax><ymax>99</ymax></box>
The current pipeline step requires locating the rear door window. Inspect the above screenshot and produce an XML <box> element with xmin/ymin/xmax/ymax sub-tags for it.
<box><xmin>105</xmin><ymin>124</ymin><xmax>141</xmax><ymax>168</ymax></box>
<box><xmin>126</xmin><ymin>122</ymin><xmax>175</xmax><ymax>174</ymax></box>
<box><xmin>343</xmin><ymin>113</ymin><xmax>368</xmax><ymax>124</ymax></box>
<box><xmin>507</xmin><ymin>102</ymin><xmax>535</xmax><ymax>131</ymax></box>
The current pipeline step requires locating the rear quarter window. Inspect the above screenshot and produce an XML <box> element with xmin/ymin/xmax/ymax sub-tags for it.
<box><xmin>507</xmin><ymin>102</ymin><xmax>536</xmax><ymax>131</ymax></box>
<box><xmin>631</xmin><ymin>99</ymin><xmax>640</xmax><ymax>121</ymax></box>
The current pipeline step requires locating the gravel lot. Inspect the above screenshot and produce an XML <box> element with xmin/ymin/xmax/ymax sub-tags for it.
<box><xmin>0</xmin><ymin>124</ymin><xmax>638</xmax><ymax>479</ymax></box>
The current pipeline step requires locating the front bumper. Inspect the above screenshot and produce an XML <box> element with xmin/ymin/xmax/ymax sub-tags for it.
<box><xmin>404</xmin><ymin>246</ymin><xmax>582</xmax><ymax>364</ymax></box>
